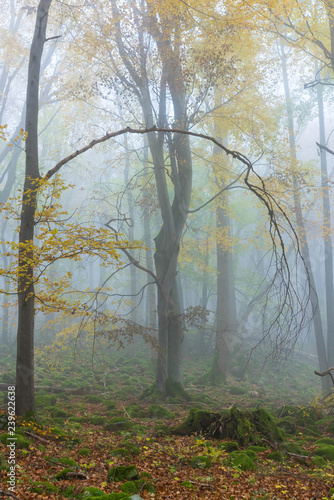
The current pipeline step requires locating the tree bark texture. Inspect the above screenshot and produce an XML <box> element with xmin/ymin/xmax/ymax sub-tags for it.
<box><xmin>16</xmin><ymin>0</ymin><xmax>52</xmax><ymax>416</ymax></box>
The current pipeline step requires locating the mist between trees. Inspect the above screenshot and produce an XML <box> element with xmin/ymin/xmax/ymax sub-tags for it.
<box><xmin>1</xmin><ymin>0</ymin><xmax>334</xmax><ymax>415</ymax></box>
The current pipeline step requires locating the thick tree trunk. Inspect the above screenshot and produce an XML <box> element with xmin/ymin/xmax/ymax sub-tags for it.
<box><xmin>16</xmin><ymin>0</ymin><xmax>52</xmax><ymax>416</ymax></box>
<box><xmin>281</xmin><ymin>48</ymin><xmax>330</xmax><ymax>394</ymax></box>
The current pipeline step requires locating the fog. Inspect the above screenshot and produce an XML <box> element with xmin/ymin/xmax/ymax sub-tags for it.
<box><xmin>1</xmin><ymin>0</ymin><xmax>334</xmax><ymax>414</ymax></box>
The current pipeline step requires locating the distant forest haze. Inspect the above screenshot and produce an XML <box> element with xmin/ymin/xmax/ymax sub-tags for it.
<box><xmin>1</xmin><ymin>0</ymin><xmax>334</xmax><ymax>416</ymax></box>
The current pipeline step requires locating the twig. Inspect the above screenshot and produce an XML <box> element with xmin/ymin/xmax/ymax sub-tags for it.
<box><xmin>65</xmin><ymin>472</ymin><xmax>87</xmax><ymax>479</ymax></box>
<box><xmin>24</xmin><ymin>431</ymin><xmax>49</xmax><ymax>444</ymax></box>
<box><xmin>314</xmin><ymin>368</ymin><xmax>334</xmax><ymax>387</ymax></box>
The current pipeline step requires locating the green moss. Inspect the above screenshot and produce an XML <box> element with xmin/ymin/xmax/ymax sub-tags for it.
<box><xmin>0</xmin><ymin>433</ymin><xmax>31</xmax><ymax>449</ymax></box>
<box><xmin>189</xmin><ymin>455</ymin><xmax>211</xmax><ymax>469</ymax></box>
<box><xmin>247</xmin><ymin>445</ymin><xmax>267</xmax><ymax>453</ymax></box>
<box><xmin>120</xmin><ymin>479</ymin><xmax>155</xmax><ymax>494</ymax></box>
<box><xmin>120</xmin><ymin>442</ymin><xmax>140</xmax><ymax>456</ymax></box>
<box><xmin>147</xmin><ymin>405</ymin><xmax>174</xmax><ymax>419</ymax></box>
<box><xmin>78</xmin><ymin>448</ymin><xmax>91</xmax><ymax>456</ymax></box>
<box><xmin>104</xmin><ymin>401</ymin><xmax>116</xmax><ymax>410</ymax></box>
<box><xmin>30</xmin><ymin>481</ymin><xmax>58</xmax><ymax>494</ymax></box>
<box><xmin>165</xmin><ymin>379</ymin><xmax>192</xmax><ymax>401</ymax></box>
<box><xmin>283</xmin><ymin>442</ymin><xmax>304</xmax><ymax>454</ymax></box>
<box><xmin>85</xmin><ymin>395</ymin><xmax>104</xmax><ymax>404</ymax></box>
<box><xmin>181</xmin><ymin>481</ymin><xmax>194</xmax><ymax>489</ymax></box>
<box><xmin>107</xmin><ymin>465</ymin><xmax>140</xmax><ymax>482</ymax></box>
<box><xmin>125</xmin><ymin>404</ymin><xmax>146</xmax><ymax>418</ymax></box>
<box><xmin>80</xmin><ymin>486</ymin><xmax>106</xmax><ymax>497</ymax></box>
<box><xmin>58</xmin><ymin>457</ymin><xmax>76</xmax><ymax>466</ymax></box>
<box><xmin>315</xmin><ymin>438</ymin><xmax>334</xmax><ymax>446</ymax></box>
<box><xmin>51</xmin><ymin>408</ymin><xmax>71</xmax><ymax>419</ymax></box>
<box><xmin>110</xmin><ymin>448</ymin><xmax>132</xmax><ymax>458</ymax></box>
<box><xmin>266</xmin><ymin>451</ymin><xmax>283</xmax><ymax>462</ymax></box>
<box><xmin>35</xmin><ymin>394</ymin><xmax>57</xmax><ymax>407</ymax></box>
<box><xmin>314</xmin><ymin>445</ymin><xmax>334</xmax><ymax>461</ymax></box>
<box><xmin>90</xmin><ymin>416</ymin><xmax>106</xmax><ymax>425</ymax></box>
<box><xmin>173</xmin><ymin>407</ymin><xmax>283</xmax><ymax>446</ymax></box>
<box><xmin>68</xmin><ymin>416</ymin><xmax>89</xmax><ymax>423</ymax></box>
<box><xmin>232</xmin><ymin>452</ymin><xmax>255</xmax><ymax>471</ymax></box>
<box><xmin>55</xmin><ymin>468</ymin><xmax>74</xmax><ymax>480</ymax></box>
<box><xmin>104</xmin><ymin>419</ymin><xmax>132</xmax><ymax>432</ymax></box>
<box><xmin>228</xmin><ymin>386</ymin><xmax>247</xmax><ymax>395</ymax></box>
<box><xmin>278</xmin><ymin>417</ymin><xmax>298</xmax><ymax>435</ymax></box>
<box><xmin>311</xmin><ymin>456</ymin><xmax>326</xmax><ymax>467</ymax></box>
<box><xmin>222</xmin><ymin>441</ymin><xmax>239</xmax><ymax>452</ymax></box>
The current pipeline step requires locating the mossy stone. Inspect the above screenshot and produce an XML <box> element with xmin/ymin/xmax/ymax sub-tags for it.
<box><xmin>81</xmin><ymin>486</ymin><xmax>106</xmax><ymax>497</ymax></box>
<box><xmin>104</xmin><ymin>419</ymin><xmax>132</xmax><ymax>432</ymax></box>
<box><xmin>222</xmin><ymin>441</ymin><xmax>239</xmax><ymax>452</ymax></box>
<box><xmin>104</xmin><ymin>401</ymin><xmax>116</xmax><ymax>410</ymax></box>
<box><xmin>111</xmin><ymin>448</ymin><xmax>132</xmax><ymax>458</ymax></box>
<box><xmin>68</xmin><ymin>416</ymin><xmax>89</xmax><ymax>423</ymax></box>
<box><xmin>247</xmin><ymin>445</ymin><xmax>267</xmax><ymax>453</ymax></box>
<box><xmin>121</xmin><ymin>479</ymin><xmax>150</xmax><ymax>494</ymax></box>
<box><xmin>107</xmin><ymin>465</ymin><xmax>140</xmax><ymax>482</ymax></box>
<box><xmin>278</xmin><ymin>417</ymin><xmax>297</xmax><ymax>435</ymax></box>
<box><xmin>51</xmin><ymin>408</ymin><xmax>71</xmax><ymax>419</ymax></box>
<box><xmin>90</xmin><ymin>416</ymin><xmax>106</xmax><ymax>425</ymax></box>
<box><xmin>315</xmin><ymin>438</ymin><xmax>334</xmax><ymax>446</ymax></box>
<box><xmin>78</xmin><ymin>448</ymin><xmax>91</xmax><ymax>456</ymax></box>
<box><xmin>266</xmin><ymin>451</ymin><xmax>282</xmax><ymax>462</ymax></box>
<box><xmin>283</xmin><ymin>442</ymin><xmax>304</xmax><ymax>454</ymax></box>
<box><xmin>58</xmin><ymin>457</ymin><xmax>76</xmax><ymax>466</ymax></box>
<box><xmin>189</xmin><ymin>455</ymin><xmax>211</xmax><ymax>469</ymax></box>
<box><xmin>85</xmin><ymin>395</ymin><xmax>104</xmax><ymax>404</ymax></box>
<box><xmin>35</xmin><ymin>394</ymin><xmax>57</xmax><ymax>407</ymax></box>
<box><xmin>84</xmin><ymin>494</ymin><xmax>130</xmax><ymax>500</ymax></box>
<box><xmin>311</xmin><ymin>456</ymin><xmax>326</xmax><ymax>467</ymax></box>
<box><xmin>0</xmin><ymin>433</ymin><xmax>31</xmax><ymax>449</ymax></box>
<box><xmin>232</xmin><ymin>452</ymin><xmax>255</xmax><ymax>471</ymax></box>
<box><xmin>228</xmin><ymin>386</ymin><xmax>247</xmax><ymax>395</ymax></box>
<box><xmin>147</xmin><ymin>404</ymin><xmax>174</xmax><ymax>419</ymax></box>
<box><xmin>314</xmin><ymin>445</ymin><xmax>334</xmax><ymax>461</ymax></box>
<box><xmin>125</xmin><ymin>405</ymin><xmax>146</xmax><ymax>418</ymax></box>
<box><xmin>120</xmin><ymin>442</ymin><xmax>140</xmax><ymax>456</ymax></box>
<box><xmin>55</xmin><ymin>468</ymin><xmax>74</xmax><ymax>480</ymax></box>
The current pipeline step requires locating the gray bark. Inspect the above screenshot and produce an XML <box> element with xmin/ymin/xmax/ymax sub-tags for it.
<box><xmin>16</xmin><ymin>0</ymin><xmax>52</xmax><ymax>416</ymax></box>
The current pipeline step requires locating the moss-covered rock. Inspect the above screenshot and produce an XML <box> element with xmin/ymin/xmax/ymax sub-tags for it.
<box><xmin>247</xmin><ymin>445</ymin><xmax>267</xmax><ymax>453</ymax></box>
<box><xmin>314</xmin><ymin>445</ymin><xmax>334</xmax><ymax>461</ymax></box>
<box><xmin>189</xmin><ymin>455</ymin><xmax>211</xmax><ymax>468</ymax></box>
<box><xmin>120</xmin><ymin>442</ymin><xmax>140</xmax><ymax>456</ymax></box>
<box><xmin>121</xmin><ymin>479</ymin><xmax>155</xmax><ymax>495</ymax></box>
<box><xmin>311</xmin><ymin>456</ymin><xmax>326</xmax><ymax>467</ymax></box>
<box><xmin>81</xmin><ymin>486</ymin><xmax>106</xmax><ymax>497</ymax></box>
<box><xmin>51</xmin><ymin>408</ymin><xmax>72</xmax><ymax>419</ymax></box>
<box><xmin>147</xmin><ymin>405</ymin><xmax>174</xmax><ymax>419</ymax></box>
<box><xmin>58</xmin><ymin>457</ymin><xmax>76</xmax><ymax>467</ymax></box>
<box><xmin>315</xmin><ymin>438</ymin><xmax>334</xmax><ymax>446</ymax></box>
<box><xmin>278</xmin><ymin>417</ymin><xmax>298</xmax><ymax>435</ymax></box>
<box><xmin>55</xmin><ymin>468</ymin><xmax>74</xmax><ymax>480</ymax></box>
<box><xmin>232</xmin><ymin>452</ymin><xmax>255</xmax><ymax>471</ymax></box>
<box><xmin>173</xmin><ymin>407</ymin><xmax>284</xmax><ymax>446</ymax></box>
<box><xmin>266</xmin><ymin>451</ymin><xmax>283</xmax><ymax>462</ymax></box>
<box><xmin>30</xmin><ymin>481</ymin><xmax>58</xmax><ymax>494</ymax></box>
<box><xmin>222</xmin><ymin>441</ymin><xmax>239</xmax><ymax>452</ymax></box>
<box><xmin>107</xmin><ymin>465</ymin><xmax>140</xmax><ymax>482</ymax></box>
<box><xmin>0</xmin><ymin>433</ymin><xmax>31</xmax><ymax>449</ymax></box>
<box><xmin>35</xmin><ymin>394</ymin><xmax>57</xmax><ymax>407</ymax></box>
<box><xmin>84</xmin><ymin>494</ymin><xmax>130</xmax><ymax>500</ymax></box>
<box><xmin>90</xmin><ymin>416</ymin><xmax>106</xmax><ymax>426</ymax></box>
<box><xmin>85</xmin><ymin>394</ymin><xmax>104</xmax><ymax>404</ymax></box>
<box><xmin>104</xmin><ymin>419</ymin><xmax>132</xmax><ymax>432</ymax></box>
<box><xmin>125</xmin><ymin>404</ymin><xmax>146</xmax><ymax>418</ymax></box>
<box><xmin>228</xmin><ymin>386</ymin><xmax>247</xmax><ymax>395</ymax></box>
<box><xmin>78</xmin><ymin>448</ymin><xmax>91</xmax><ymax>456</ymax></box>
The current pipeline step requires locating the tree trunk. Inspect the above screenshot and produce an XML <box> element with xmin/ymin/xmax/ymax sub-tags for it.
<box><xmin>16</xmin><ymin>0</ymin><xmax>52</xmax><ymax>416</ymax></box>
<box><xmin>281</xmin><ymin>47</ymin><xmax>330</xmax><ymax>394</ymax></box>
<box><xmin>316</xmin><ymin>68</ymin><xmax>334</xmax><ymax>368</ymax></box>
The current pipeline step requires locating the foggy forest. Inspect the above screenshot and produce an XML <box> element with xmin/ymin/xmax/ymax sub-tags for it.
<box><xmin>3</xmin><ymin>0</ymin><xmax>334</xmax><ymax>499</ymax></box>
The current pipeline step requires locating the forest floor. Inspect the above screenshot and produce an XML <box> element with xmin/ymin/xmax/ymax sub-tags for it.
<box><xmin>0</xmin><ymin>347</ymin><xmax>334</xmax><ymax>499</ymax></box>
